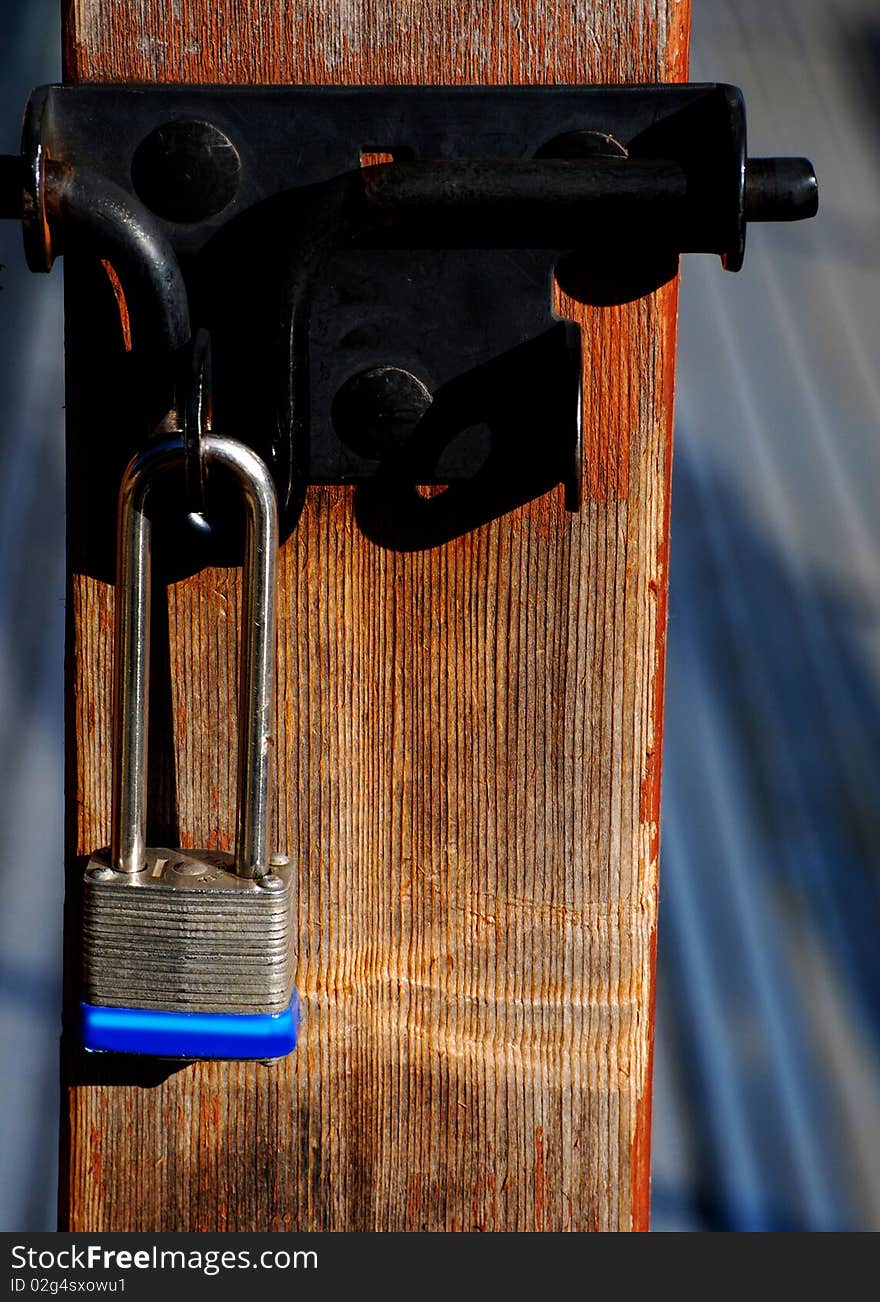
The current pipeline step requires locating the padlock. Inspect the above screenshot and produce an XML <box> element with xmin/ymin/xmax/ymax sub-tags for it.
<box><xmin>80</xmin><ymin>433</ymin><xmax>298</xmax><ymax>1059</ymax></box>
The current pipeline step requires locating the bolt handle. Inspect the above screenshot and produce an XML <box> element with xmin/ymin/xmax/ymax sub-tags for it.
<box><xmin>745</xmin><ymin>157</ymin><xmax>818</xmax><ymax>223</ymax></box>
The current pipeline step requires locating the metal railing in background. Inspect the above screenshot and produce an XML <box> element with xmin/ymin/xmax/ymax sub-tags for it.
<box><xmin>653</xmin><ymin>0</ymin><xmax>880</xmax><ymax>1231</ymax></box>
<box><xmin>0</xmin><ymin>0</ymin><xmax>63</xmax><ymax>1234</ymax></box>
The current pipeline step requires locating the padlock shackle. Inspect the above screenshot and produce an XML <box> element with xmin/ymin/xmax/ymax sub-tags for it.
<box><xmin>111</xmin><ymin>434</ymin><xmax>278</xmax><ymax>878</ymax></box>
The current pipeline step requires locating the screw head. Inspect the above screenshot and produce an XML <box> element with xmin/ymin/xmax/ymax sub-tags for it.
<box><xmin>270</xmin><ymin>853</ymin><xmax>290</xmax><ymax>867</ymax></box>
<box><xmin>258</xmin><ymin>873</ymin><xmax>286</xmax><ymax>892</ymax></box>
<box><xmin>331</xmin><ymin>365</ymin><xmax>433</xmax><ymax>460</ymax></box>
<box><xmin>131</xmin><ymin>119</ymin><xmax>241</xmax><ymax>224</ymax></box>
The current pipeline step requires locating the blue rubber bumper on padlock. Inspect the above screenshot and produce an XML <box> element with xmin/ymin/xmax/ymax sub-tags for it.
<box><xmin>80</xmin><ymin>991</ymin><xmax>300</xmax><ymax>1060</ymax></box>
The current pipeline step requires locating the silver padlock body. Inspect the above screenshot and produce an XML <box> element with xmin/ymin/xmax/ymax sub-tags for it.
<box><xmin>82</xmin><ymin>848</ymin><xmax>295</xmax><ymax>1015</ymax></box>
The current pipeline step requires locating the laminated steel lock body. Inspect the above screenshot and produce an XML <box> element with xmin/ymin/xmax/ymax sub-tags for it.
<box><xmin>80</xmin><ymin>434</ymin><xmax>298</xmax><ymax>1059</ymax></box>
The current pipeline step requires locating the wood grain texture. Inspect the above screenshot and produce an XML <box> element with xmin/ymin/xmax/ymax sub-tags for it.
<box><xmin>61</xmin><ymin>0</ymin><xmax>690</xmax><ymax>1231</ymax></box>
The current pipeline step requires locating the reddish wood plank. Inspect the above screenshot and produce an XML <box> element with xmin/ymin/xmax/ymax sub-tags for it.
<box><xmin>61</xmin><ymin>0</ymin><xmax>691</xmax><ymax>1231</ymax></box>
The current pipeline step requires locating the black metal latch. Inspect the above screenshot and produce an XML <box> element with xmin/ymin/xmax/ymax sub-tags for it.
<box><xmin>0</xmin><ymin>83</ymin><xmax>817</xmax><ymax>550</ymax></box>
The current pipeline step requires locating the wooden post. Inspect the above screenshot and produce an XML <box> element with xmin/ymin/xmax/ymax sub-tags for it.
<box><xmin>61</xmin><ymin>0</ymin><xmax>691</xmax><ymax>1231</ymax></box>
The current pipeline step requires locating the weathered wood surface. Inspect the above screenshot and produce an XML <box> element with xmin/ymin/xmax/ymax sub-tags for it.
<box><xmin>61</xmin><ymin>0</ymin><xmax>690</xmax><ymax>1231</ymax></box>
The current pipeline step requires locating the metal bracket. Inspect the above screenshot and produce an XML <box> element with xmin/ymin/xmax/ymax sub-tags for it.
<box><xmin>1</xmin><ymin>83</ymin><xmax>817</xmax><ymax>550</ymax></box>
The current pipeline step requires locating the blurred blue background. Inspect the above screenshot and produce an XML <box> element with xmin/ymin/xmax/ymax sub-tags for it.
<box><xmin>1</xmin><ymin>0</ymin><xmax>878</xmax><ymax>1232</ymax></box>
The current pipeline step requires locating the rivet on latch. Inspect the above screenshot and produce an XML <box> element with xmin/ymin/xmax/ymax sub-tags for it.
<box><xmin>131</xmin><ymin>119</ymin><xmax>242</xmax><ymax>224</ymax></box>
<box><xmin>331</xmin><ymin>365</ymin><xmax>434</xmax><ymax>461</ymax></box>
